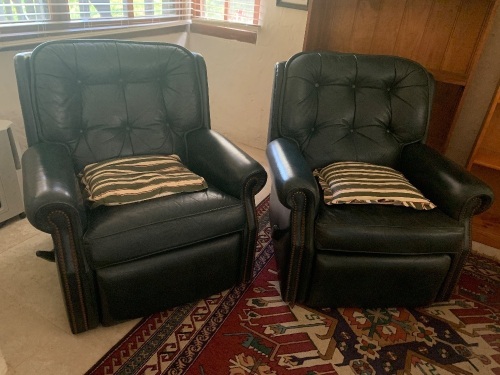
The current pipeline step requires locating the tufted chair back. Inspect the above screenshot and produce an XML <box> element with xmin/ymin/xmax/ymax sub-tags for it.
<box><xmin>269</xmin><ymin>51</ymin><xmax>435</xmax><ymax>170</ymax></box>
<box><xmin>20</xmin><ymin>40</ymin><xmax>209</xmax><ymax>171</ymax></box>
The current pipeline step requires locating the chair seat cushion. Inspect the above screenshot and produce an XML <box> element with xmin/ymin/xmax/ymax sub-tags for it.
<box><xmin>314</xmin><ymin>161</ymin><xmax>436</xmax><ymax>210</ymax></box>
<box><xmin>83</xmin><ymin>185</ymin><xmax>245</xmax><ymax>268</ymax></box>
<box><xmin>315</xmin><ymin>203</ymin><xmax>464</xmax><ymax>255</ymax></box>
<box><xmin>81</xmin><ymin>154</ymin><xmax>208</xmax><ymax>207</ymax></box>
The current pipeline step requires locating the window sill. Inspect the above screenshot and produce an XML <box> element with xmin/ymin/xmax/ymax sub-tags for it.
<box><xmin>0</xmin><ymin>18</ymin><xmax>259</xmax><ymax>52</ymax></box>
<box><xmin>190</xmin><ymin>20</ymin><xmax>258</xmax><ymax>44</ymax></box>
<box><xmin>0</xmin><ymin>20</ymin><xmax>190</xmax><ymax>52</ymax></box>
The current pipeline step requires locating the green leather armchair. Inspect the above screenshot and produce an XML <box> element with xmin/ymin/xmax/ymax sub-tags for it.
<box><xmin>267</xmin><ymin>51</ymin><xmax>494</xmax><ymax>308</ymax></box>
<box><xmin>15</xmin><ymin>40</ymin><xmax>267</xmax><ymax>333</ymax></box>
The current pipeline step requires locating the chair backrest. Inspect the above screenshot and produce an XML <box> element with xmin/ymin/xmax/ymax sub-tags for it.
<box><xmin>268</xmin><ymin>51</ymin><xmax>435</xmax><ymax>169</ymax></box>
<box><xmin>15</xmin><ymin>40</ymin><xmax>210</xmax><ymax>171</ymax></box>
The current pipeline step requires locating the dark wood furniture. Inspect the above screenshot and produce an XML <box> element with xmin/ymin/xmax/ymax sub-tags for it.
<box><xmin>467</xmin><ymin>82</ymin><xmax>500</xmax><ymax>249</ymax></box>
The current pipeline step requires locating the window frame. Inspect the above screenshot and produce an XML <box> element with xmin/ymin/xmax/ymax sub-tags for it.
<box><xmin>0</xmin><ymin>0</ymin><xmax>261</xmax><ymax>46</ymax></box>
<box><xmin>191</xmin><ymin>0</ymin><xmax>261</xmax><ymax>26</ymax></box>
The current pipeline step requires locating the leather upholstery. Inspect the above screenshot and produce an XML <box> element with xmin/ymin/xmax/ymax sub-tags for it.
<box><xmin>84</xmin><ymin>186</ymin><xmax>245</xmax><ymax>268</ymax></box>
<box><xmin>267</xmin><ymin>51</ymin><xmax>494</xmax><ymax>308</ymax></box>
<box><xmin>16</xmin><ymin>40</ymin><xmax>267</xmax><ymax>333</ymax></box>
<box><xmin>314</xmin><ymin>204</ymin><xmax>464</xmax><ymax>254</ymax></box>
<box><xmin>273</xmin><ymin>52</ymin><xmax>433</xmax><ymax>170</ymax></box>
<box><xmin>29</xmin><ymin>41</ymin><xmax>204</xmax><ymax>170</ymax></box>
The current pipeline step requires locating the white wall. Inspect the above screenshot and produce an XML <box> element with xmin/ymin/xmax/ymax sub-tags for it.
<box><xmin>189</xmin><ymin>3</ymin><xmax>307</xmax><ymax>150</ymax></box>
<box><xmin>0</xmin><ymin>50</ymin><xmax>25</xmax><ymax>151</ymax></box>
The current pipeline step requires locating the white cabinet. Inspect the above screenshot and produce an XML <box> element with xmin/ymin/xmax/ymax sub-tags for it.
<box><xmin>0</xmin><ymin>120</ymin><xmax>24</xmax><ymax>224</ymax></box>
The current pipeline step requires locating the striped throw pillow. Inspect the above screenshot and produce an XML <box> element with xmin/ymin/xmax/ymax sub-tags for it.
<box><xmin>314</xmin><ymin>161</ymin><xmax>436</xmax><ymax>210</ymax></box>
<box><xmin>81</xmin><ymin>154</ymin><xmax>208</xmax><ymax>207</ymax></box>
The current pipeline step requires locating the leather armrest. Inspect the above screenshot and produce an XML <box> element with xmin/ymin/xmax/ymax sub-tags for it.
<box><xmin>186</xmin><ymin>129</ymin><xmax>267</xmax><ymax>199</ymax></box>
<box><xmin>401</xmin><ymin>143</ymin><xmax>494</xmax><ymax>222</ymax></box>
<box><xmin>22</xmin><ymin>143</ymin><xmax>87</xmax><ymax>233</ymax></box>
<box><xmin>266</xmin><ymin>138</ymin><xmax>320</xmax><ymax>211</ymax></box>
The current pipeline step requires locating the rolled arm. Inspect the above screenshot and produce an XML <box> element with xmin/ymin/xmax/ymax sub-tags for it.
<box><xmin>266</xmin><ymin>138</ymin><xmax>319</xmax><ymax>303</ymax></box>
<box><xmin>266</xmin><ymin>138</ymin><xmax>320</xmax><ymax>212</ymax></box>
<box><xmin>186</xmin><ymin>129</ymin><xmax>267</xmax><ymax>199</ymax></box>
<box><xmin>22</xmin><ymin>143</ymin><xmax>87</xmax><ymax>233</ymax></box>
<box><xmin>401</xmin><ymin>143</ymin><xmax>494</xmax><ymax>222</ymax></box>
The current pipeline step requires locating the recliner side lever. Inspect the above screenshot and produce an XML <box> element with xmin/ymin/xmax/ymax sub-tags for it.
<box><xmin>36</xmin><ymin>250</ymin><xmax>55</xmax><ymax>262</ymax></box>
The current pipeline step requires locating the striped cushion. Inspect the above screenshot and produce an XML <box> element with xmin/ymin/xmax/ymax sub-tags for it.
<box><xmin>81</xmin><ymin>154</ymin><xmax>208</xmax><ymax>207</ymax></box>
<box><xmin>314</xmin><ymin>161</ymin><xmax>436</xmax><ymax>210</ymax></box>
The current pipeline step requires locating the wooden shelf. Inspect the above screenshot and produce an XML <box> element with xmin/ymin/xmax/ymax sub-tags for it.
<box><xmin>468</xmin><ymin>83</ymin><xmax>500</xmax><ymax>249</ymax></box>
<box><xmin>472</xmin><ymin>212</ymin><xmax>500</xmax><ymax>250</ymax></box>
<box><xmin>472</xmin><ymin>149</ymin><xmax>500</xmax><ymax>171</ymax></box>
<box><xmin>470</xmin><ymin>163</ymin><xmax>500</xmax><ymax>249</ymax></box>
<box><xmin>428</xmin><ymin>69</ymin><xmax>467</xmax><ymax>87</ymax></box>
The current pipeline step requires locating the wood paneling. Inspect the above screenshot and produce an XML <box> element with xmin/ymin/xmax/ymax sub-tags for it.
<box><xmin>304</xmin><ymin>0</ymin><xmax>358</xmax><ymax>52</ymax></box>
<box><xmin>441</xmin><ymin>0</ymin><xmax>491</xmax><ymax>75</ymax></box>
<box><xmin>394</xmin><ymin>0</ymin><xmax>434</xmax><ymax>59</ymax></box>
<box><xmin>350</xmin><ymin>0</ymin><xmax>382</xmax><ymax>53</ymax></box>
<box><xmin>370</xmin><ymin>0</ymin><xmax>408</xmax><ymax>55</ymax></box>
<box><xmin>304</xmin><ymin>0</ymin><xmax>494</xmax><ymax>83</ymax></box>
<box><xmin>415</xmin><ymin>0</ymin><xmax>461</xmax><ymax>70</ymax></box>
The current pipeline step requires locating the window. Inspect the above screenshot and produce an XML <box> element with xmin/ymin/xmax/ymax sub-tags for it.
<box><xmin>1</xmin><ymin>0</ymin><xmax>190</xmax><ymax>42</ymax></box>
<box><xmin>192</xmin><ymin>0</ymin><xmax>261</xmax><ymax>26</ymax></box>
<box><xmin>0</xmin><ymin>0</ymin><xmax>261</xmax><ymax>43</ymax></box>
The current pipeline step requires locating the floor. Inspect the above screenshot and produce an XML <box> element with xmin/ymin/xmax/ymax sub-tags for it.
<box><xmin>0</xmin><ymin>143</ymin><xmax>498</xmax><ymax>375</ymax></box>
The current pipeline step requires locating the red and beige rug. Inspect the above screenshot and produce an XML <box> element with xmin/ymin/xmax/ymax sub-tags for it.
<box><xmin>87</xmin><ymin>197</ymin><xmax>500</xmax><ymax>374</ymax></box>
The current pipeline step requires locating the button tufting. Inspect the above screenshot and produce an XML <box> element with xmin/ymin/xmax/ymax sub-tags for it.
<box><xmin>79</xmin><ymin>129</ymin><xmax>84</xmax><ymax>134</ymax></box>
<box><xmin>352</xmin><ymin>84</ymin><xmax>356</xmax><ymax>89</ymax></box>
<box><xmin>311</xmin><ymin>127</ymin><xmax>315</xmax><ymax>132</ymax></box>
<box><xmin>315</xmin><ymin>83</ymin><xmax>320</xmax><ymax>88</ymax></box>
<box><xmin>387</xmin><ymin>87</ymin><xmax>391</xmax><ymax>91</ymax></box>
<box><xmin>387</xmin><ymin>129</ymin><xmax>391</xmax><ymax>133</ymax></box>
<box><xmin>77</xmin><ymin>80</ymin><xmax>82</xmax><ymax>84</ymax></box>
<box><xmin>350</xmin><ymin>129</ymin><xmax>354</xmax><ymax>133</ymax></box>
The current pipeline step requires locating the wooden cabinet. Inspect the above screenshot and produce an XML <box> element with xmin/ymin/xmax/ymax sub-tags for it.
<box><xmin>303</xmin><ymin>0</ymin><xmax>499</xmax><ymax>153</ymax></box>
<box><xmin>467</xmin><ymin>83</ymin><xmax>500</xmax><ymax>249</ymax></box>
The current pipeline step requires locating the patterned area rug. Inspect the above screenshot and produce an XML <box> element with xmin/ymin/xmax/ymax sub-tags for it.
<box><xmin>86</xmin><ymin>197</ymin><xmax>500</xmax><ymax>375</ymax></box>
